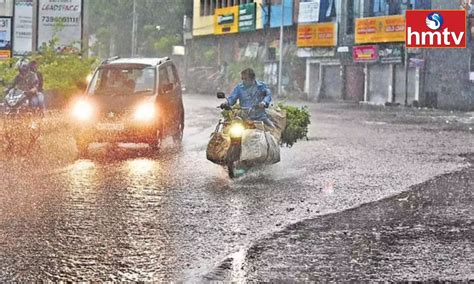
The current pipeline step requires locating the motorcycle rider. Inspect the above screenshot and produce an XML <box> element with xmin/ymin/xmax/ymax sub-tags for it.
<box><xmin>29</xmin><ymin>60</ymin><xmax>46</xmax><ymax>111</ymax></box>
<box><xmin>8</xmin><ymin>59</ymin><xmax>40</xmax><ymax>110</ymax></box>
<box><xmin>220</xmin><ymin>68</ymin><xmax>275</xmax><ymax>128</ymax></box>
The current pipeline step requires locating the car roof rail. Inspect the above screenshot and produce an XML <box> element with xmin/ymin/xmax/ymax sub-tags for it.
<box><xmin>101</xmin><ymin>56</ymin><xmax>120</xmax><ymax>65</ymax></box>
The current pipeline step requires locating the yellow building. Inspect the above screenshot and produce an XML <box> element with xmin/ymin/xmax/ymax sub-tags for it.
<box><xmin>193</xmin><ymin>0</ymin><xmax>264</xmax><ymax>37</ymax></box>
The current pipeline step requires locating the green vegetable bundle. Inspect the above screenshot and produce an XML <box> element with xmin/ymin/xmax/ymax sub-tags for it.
<box><xmin>277</xmin><ymin>103</ymin><xmax>311</xmax><ymax>147</ymax></box>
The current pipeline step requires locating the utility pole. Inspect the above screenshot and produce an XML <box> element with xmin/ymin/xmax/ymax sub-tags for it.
<box><xmin>32</xmin><ymin>0</ymin><xmax>38</xmax><ymax>52</ymax></box>
<box><xmin>82</xmin><ymin>0</ymin><xmax>89</xmax><ymax>59</ymax></box>
<box><xmin>278</xmin><ymin>0</ymin><xmax>284</xmax><ymax>96</ymax></box>
<box><xmin>264</xmin><ymin>0</ymin><xmax>271</xmax><ymax>43</ymax></box>
<box><xmin>131</xmin><ymin>0</ymin><xmax>137</xmax><ymax>57</ymax></box>
<box><xmin>404</xmin><ymin>2</ymin><xmax>412</xmax><ymax>106</ymax></box>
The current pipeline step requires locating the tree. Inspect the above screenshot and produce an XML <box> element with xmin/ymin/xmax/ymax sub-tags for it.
<box><xmin>88</xmin><ymin>0</ymin><xmax>187</xmax><ymax>58</ymax></box>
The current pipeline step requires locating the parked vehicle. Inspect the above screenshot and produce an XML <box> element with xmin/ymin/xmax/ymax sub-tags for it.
<box><xmin>70</xmin><ymin>57</ymin><xmax>185</xmax><ymax>156</ymax></box>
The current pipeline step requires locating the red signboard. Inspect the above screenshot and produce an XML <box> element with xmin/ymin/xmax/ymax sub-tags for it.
<box><xmin>353</xmin><ymin>45</ymin><xmax>378</xmax><ymax>62</ymax></box>
<box><xmin>406</xmin><ymin>10</ymin><xmax>466</xmax><ymax>48</ymax></box>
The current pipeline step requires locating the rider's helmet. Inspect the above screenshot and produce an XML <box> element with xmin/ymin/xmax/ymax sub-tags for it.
<box><xmin>16</xmin><ymin>58</ymin><xmax>30</xmax><ymax>74</ymax></box>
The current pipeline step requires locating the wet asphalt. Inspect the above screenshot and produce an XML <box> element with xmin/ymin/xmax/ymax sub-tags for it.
<box><xmin>0</xmin><ymin>94</ymin><xmax>473</xmax><ymax>281</ymax></box>
<box><xmin>239</xmin><ymin>156</ymin><xmax>473</xmax><ymax>282</ymax></box>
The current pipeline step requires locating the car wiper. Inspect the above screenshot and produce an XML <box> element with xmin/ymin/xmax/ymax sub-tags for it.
<box><xmin>134</xmin><ymin>89</ymin><xmax>153</xmax><ymax>95</ymax></box>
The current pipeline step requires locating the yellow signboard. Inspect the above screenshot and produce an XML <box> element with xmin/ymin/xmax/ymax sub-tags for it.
<box><xmin>214</xmin><ymin>6</ymin><xmax>239</xmax><ymax>35</ymax></box>
<box><xmin>297</xmin><ymin>23</ymin><xmax>337</xmax><ymax>47</ymax></box>
<box><xmin>355</xmin><ymin>15</ymin><xmax>405</xmax><ymax>44</ymax></box>
<box><xmin>0</xmin><ymin>50</ymin><xmax>11</xmax><ymax>59</ymax></box>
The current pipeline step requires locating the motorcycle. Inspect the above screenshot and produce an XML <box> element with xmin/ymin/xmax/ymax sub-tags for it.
<box><xmin>1</xmin><ymin>87</ymin><xmax>42</xmax><ymax>155</ymax></box>
<box><xmin>207</xmin><ymin>92</ymin><xmax>280</xmax><ymax>178</ymax></box>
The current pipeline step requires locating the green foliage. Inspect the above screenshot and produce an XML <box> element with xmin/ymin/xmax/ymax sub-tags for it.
<box><xmin>153</xmin><ymin>35</ymin><xmax>181</xmax><ymax>55</ymax></box>
<box><xmin>277</xmin><ymin>103</ymin><xmax>311</xmax><ymax>147</ymax></box>
<box><xmin>204</xmin><ymin>47</ymin><xmax>217</xmax><ymax>63</ymax></box>
<box><xmin>88</xmin><ymin>0</ymin><xmax>188</xmax><ymax>57</ymax></box>
<box><xmin>0</xmin><ymin>39</ymin><xmax>98</xmax><ymax>100</ymax></box>
<box><xmin>0</xmin><ymin>58</ymin><xmax>18</xmax><ymax>89</ymax></box>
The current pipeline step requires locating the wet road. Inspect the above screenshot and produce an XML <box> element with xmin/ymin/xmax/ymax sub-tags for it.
<box><xmin>0</xmin><ymin>95</ymin><xmax>473</xmax><ymax>281</ymax></box>
<box><xmin>242</xmin><ymin>156</ymin><xmax>473</xmax><ymax>282</ymax></box>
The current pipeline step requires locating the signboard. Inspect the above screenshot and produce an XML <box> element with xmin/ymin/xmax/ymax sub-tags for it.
<box><xmin>337</xmin><ymin>46</ymin><xmax>349</xmax><ymax>52</ymax></box>
<box><xmin>355</xmin><ymin>15</ymin><xmax>405</xmax><ymax>44</ymax></box>
<box><xmin>298</xmin><ymin>1</ymin><xmax>320</xmax><ymax>23</ymax></box>
<box><xmin>353</xmin><ymin>45</ymin><xmax>378</xmax><ymax>62</ymax></box>
<box><xmin>406</xmin><ymin>10</ymin><xmax>466</xmax><ymax>48</ymax></box>
<box><xmin>378</xmin><ymin>45</ymin><xmax>403</xmax><ymax>64</ymax></box>
<box><xmin>0</xmin><ymin>17</ymin><xmax>13</xmax><ymax>59</ymax></box>
<box><xmin>215</xmin><ymin>6</ymin><xmax>239</xmax><ymax>35</ymax></box>
<box><xmin>297</xmin><ymin>22</ymin><xmax>337</xmax><ymax>47</ymax></box>
<box><xmin>13</xmin><ymin>0</ymin><xmax>33</xmax><ymax>55</ymax></box>
<box><xmin>297</xmin><ymin>48</ymin><xmax>335</xmax><ymax>58</ymax></box>
<box><xmin>37</xmin><ymin>0</ymin><xmax>83</xmax><ymax>50</ymax></box>
<box><xmin>239</xmin><ymin>3</ymin><xmax>256</xmax><ymax>32</ymax></box>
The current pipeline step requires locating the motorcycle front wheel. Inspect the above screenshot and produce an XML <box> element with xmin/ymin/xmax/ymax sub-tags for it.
<box><xmin>227</xmin><ymin>161</ymin><xmax>236</xmax><ymax>178</ymax></box>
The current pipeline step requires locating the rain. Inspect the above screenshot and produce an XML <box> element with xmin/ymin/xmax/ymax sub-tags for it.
<box><xmin>0</xmin><ymin>0</ymin><xmax>473</xmax><ymax>282</ymax></box>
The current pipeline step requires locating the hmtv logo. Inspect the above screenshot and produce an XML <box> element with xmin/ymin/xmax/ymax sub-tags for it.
<box><xmin>406</xmin><ymin>10</ymin><xmax>466</xmax><ymax>48</ymax></box>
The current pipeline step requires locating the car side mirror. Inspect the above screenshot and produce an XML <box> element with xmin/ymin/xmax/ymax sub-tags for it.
<box><xmin>217</xmin><ymin>92</ymin><xmax>226</xmax><ymax>99</ymax></box>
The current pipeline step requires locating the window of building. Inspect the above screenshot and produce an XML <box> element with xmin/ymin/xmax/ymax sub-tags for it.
<box><xmin>369</xmin><ymin>0</ymin><xmax>402</xmax><ymax>16</ymax></box>
<box><xmin>319</xmin><ymin>0</ymin><xmax>337</xmax><ymax>22</ymax></box>
<box><xmin>200</xmin><ymin>0</ymin><xmax>255</xmax><ymax>16</ymax></box>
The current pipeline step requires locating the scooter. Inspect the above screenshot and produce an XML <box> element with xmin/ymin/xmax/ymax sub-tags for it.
<box><xmin>207</xmin><ymin>92</ymin><xmax>280</xmax><ymax>178</ymax></box>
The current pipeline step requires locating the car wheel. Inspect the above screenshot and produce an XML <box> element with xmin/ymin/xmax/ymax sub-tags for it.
<box><xmin>173</xmin><ymin>115</ymin><xmax>184</xmax><ymax>144</ymax></box>
<box><xmin>149</xmin><ymin>125</ymin><xmax>163</xmax><ymax>151</ymax></box>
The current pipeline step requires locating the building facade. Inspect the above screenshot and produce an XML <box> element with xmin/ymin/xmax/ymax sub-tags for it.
<box><xmin>190</xmin><ymin>0</ymin><xmax>474</xmax><ymax>110</ymax></box>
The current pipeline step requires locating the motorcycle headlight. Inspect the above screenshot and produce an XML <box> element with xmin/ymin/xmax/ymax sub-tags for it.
<box><xmin>134</xmin><ymin>103</ymin><xmax>156</xmax><ymax>121</ymax></box>
<box><xmin>229</xmin><ymin>123</ymin><xmax>245</xmax><ymax>138</ymax></box>
<box><xmin>72</xmin><ymin>100</ymin><xmax>94</xmax><ymax>121</ymax></box>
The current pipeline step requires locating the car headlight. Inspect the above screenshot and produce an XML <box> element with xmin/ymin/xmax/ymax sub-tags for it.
<box><xmin>134</xmin><ymin>103</ymin><xmax>156</xmax><ymax>121</ymax></box>
<box><xmin>72</xmin><ymin>100</ymin><xmax>93</xmax><ymax>121</ymax></box>
<box><xmin>229</xmin><ymin>123</ymin><xmax>245</xmax><ymax>138</ymax></box>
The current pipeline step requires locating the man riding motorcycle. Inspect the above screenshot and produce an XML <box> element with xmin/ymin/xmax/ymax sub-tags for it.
<box><xmin>219</xmin><ymin>68</ymin><xmax>275</xmax><ymax>128</ymax></box>
<box><xmin>7</xmin><ymin>59</ymin><xmax>40</xmax><ymax>111</ymax></box>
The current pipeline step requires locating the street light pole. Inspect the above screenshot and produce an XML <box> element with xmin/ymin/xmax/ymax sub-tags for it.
<box><xmin>278</xmin><ymin>0</ymin><xmax>284</xmax><ymax>96</ymax></box>
<box><xmin>131</xmin><ymin>0</ymin><xmax>137</xmax><ymax>57</ymax></box>
<box><xmin>32</xmin><ymin>0</ymin><xmax>38</xmax><ymax>52</ymax></box>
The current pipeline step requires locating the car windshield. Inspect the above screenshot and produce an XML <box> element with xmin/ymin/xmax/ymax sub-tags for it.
<box><xmin>87</xmin><ymin>65</ymin><xmax>155</xmax><ymax>96</ymax></box>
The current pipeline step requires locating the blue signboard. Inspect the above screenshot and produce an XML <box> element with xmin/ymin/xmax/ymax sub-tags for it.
<box><xmin>263</xmin><ymin>0</ymin><xmax>293</xmax><ymax>28</ymax></box>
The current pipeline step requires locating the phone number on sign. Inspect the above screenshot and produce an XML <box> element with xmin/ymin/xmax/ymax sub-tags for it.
<box><xmin>42</xmin><ymin>16</ymin><xmax>79</xmax><ymax>23</ymax></box>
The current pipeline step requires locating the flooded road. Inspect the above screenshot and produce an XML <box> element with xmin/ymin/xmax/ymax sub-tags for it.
<box><xmin>242</xmin><ymin>156</ymin><xmax>474</xmax><ymax>282</ymax></box>
<box><xmin>1</xmin><ymin>95</ymin><xmax>473</xmax><ymax>281</ymax></box>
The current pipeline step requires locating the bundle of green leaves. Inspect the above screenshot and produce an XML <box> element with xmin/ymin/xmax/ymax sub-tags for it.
<box><xmin>277</xmin><ymin>103</ymin><xmax>311</xmax><ymax>147</ymax></box>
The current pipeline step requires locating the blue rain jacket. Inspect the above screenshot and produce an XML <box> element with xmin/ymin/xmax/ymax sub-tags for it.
<box><xmin>226</xmin><ymin>80</ymin><xmax>272</xmax><ymax>121</ymax></box>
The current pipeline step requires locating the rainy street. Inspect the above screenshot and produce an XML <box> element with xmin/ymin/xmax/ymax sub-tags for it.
<box><xmin>0</xmin><ymin>94</ymin><xmax>473</xmax><ymax>281</ymax></box>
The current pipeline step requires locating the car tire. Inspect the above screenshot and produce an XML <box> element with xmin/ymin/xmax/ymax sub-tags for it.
<box><xmin>149</xmin><ymin>125</ymin><xmax>163</xmax><ymax>151</ymax></box>
<box><xmin>173</xmin><ymin>112</ymin><xmax>184</xmax><ymax>144</ymax></box>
